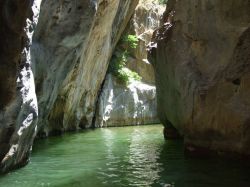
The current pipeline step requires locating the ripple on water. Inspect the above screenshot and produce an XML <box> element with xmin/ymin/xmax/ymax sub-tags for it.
<box><xmin>1</xmin><ymin>125</ymin><xmax>250</xmax><ymax>187</ymax></box>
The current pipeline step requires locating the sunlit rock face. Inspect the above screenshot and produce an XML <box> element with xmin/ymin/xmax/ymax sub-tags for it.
<box><xmin>126</xmin><ymin>0</ymin><xmax>165</xmax><ymax>84</ymax></box>
<box><xmin>0</xmin><ymin>0</ymin><xmax>41</xmax><ymax>173</ymax></box>
<box><xmin>95</xmin><ymin>75</ymin><xmax>158</xmax><ymax>127</ymax></box>
<box><xmin>95</xmin><ymin>0</ymin><xmax>163</xmax><ymax>127</ymax></box>
<box><xmin>32</xmin><ymin>0</ymin><xmax>139</xmax><ymax>135</ymax></box>
<box><xmin>150</xmin><ymin>0</ymin><xmax>250</xmax><ymax>155</ymax></box>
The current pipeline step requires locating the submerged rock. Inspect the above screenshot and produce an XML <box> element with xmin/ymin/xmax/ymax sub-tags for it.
<box><xmin>32</xmin><ymin>0</ymin><xmax>139</xmax><ymax>135</ymax></box>
<box><xmin>0</xmin><ymin>0</ymin><xmax>41</xmax><ymax>173</ymax></box>
<box><xmin>150</xmin><ymin>0</ymin><xmax>250</xmax><ymax>155</ymax></box>
<box><xmin>95</xmin><ymin>75</ymin><xmax>159</xmax><ymax>127</ymax></box>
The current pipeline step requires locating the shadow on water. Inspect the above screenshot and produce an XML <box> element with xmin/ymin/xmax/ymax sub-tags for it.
<box><xmin>154</xmin><ymin>140</ymin><xmax>250</xmax><ymax>187</ymax></box>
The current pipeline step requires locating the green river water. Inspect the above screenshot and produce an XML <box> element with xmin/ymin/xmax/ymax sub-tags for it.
<box><xmin>0</xmin><ymin>125</ymin><xmax>250</xmax><ymax>187</ymax></box>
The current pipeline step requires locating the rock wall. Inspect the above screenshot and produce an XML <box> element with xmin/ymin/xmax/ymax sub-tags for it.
<box><xmin>0</xmin><ymin>0</ymin><xmax>138</xmax><ymax>172</ymax></box>
<box><xmin>150</xmin><ymin>0</ymin><xmax>250</xmax><ymax>155</ymax></box>
<box><xmin>95</xmin><ymin>0</ymin><xmax>163</xmax><ymax>127</ymax></box>
<box><xmin>0</xmin><ymin>0</ymin><xmax>41</xmax><ymax>173</ymax></box>
<box><xmin>126</xmin><ymin>0</ymin><xmax>165</xmax><ymax>84</ymax></box>
<box><xmin>95</xmin><ymin>75</ymin><xmax>159</xmax><ymax>127</ymax></box>
<box><xmin>32</xmin><ymin>0</ymin><xmax>139</xmax><ymax>136</ymax></box>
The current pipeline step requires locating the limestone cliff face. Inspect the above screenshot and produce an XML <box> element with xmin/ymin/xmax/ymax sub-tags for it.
<box><xmin>150</xmin><ymin>0</ymin><xmax>250</xmax><ymax>155</ymax></box>
<box><xmin>0</xmin><ymin>0</ymin><xmax>41</xmax><ymax>173</ymax></box>
<box><xmin>32</xmin><ymin>0</ymin><xmax>139</xmax><ymax>135</ymax></box>
<box><xmin>95</xmin><ymin>75</ymin><xmax>158</xmax><ymax>127</ymax></box>
<box><xmin>95</xmin><ymin>0</ymin><xmax>163</xmax><ymax>127</ymax></box>
<box><xmin>126</xmin><ymin>1</ymin><xmax>165</xmax><ymax>84</ymax></box>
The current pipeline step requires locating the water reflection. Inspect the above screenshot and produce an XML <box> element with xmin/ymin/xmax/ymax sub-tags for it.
<box><xmin>97</xmin><ymin>127</ymin><xmax>163</xmax><ymax>186</ymax></box>
<box><xmin>126</xmin><ymin>128</ymin><xmax>162</xmax><ymax>186</ymax></box>
<box><xmin>1</xmin><ymin>125</ymin><xmax>250</xmax><ymax>187</ymax></box>
<box><xmin>98</xmin><ymin>129</ymin><xmax>121</xmax><ymax>184</ymax></box>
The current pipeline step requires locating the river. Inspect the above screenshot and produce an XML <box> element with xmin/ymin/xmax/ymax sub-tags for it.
<box><xmin>0</xmin><ymin>125</ymin><xmax>250</xmax><ymax>187</ymax></box>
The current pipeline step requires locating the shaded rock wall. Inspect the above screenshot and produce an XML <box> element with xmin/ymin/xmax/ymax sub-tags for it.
<box><xmin>0</xmin><ymin>0</ymin><xmax>41</xmax><ymax>173</ymax></box>
<box><xmin>150</xmin><ymin>0</ymin><xmax>250</xmax><ymax>155</ymax></box>
<box><xmin>32</xmin><ymin>0</ymin><xmax>139</xmax><ymax>136</ymax></box>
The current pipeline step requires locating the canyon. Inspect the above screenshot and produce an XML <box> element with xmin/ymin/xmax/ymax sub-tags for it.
<box><xmin>0</xmin><ymin>0</ymin><xmax>250</xmax><ymax>175</ymax></box>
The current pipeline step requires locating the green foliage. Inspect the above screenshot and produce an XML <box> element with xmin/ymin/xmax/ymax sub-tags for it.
<box><xmin>158</xmin><ymin>0</ymin><xmax>167</xmax><ymax>4</ymax></box>
<box><xmin>108</xmin><ymin>51</ymin><xmax>128</xmax><ymax>77</ymax></box>
<box><xmin>122</xmin><ymin>34</ymin><xmax>139</xmax><ymax>49</ymax></box>
<box><xmin>117</xmin><ymin>67</ymin><xmax>142</xmax><ymax>83</ymax></box>
<box><xmin>108</xmin><ymin>34</ymin><xmax>141</xmax><ymax>85</ymax></box>
<box><xmin>116</xmin><ymin>67</ymin><xmax>142</xmax><ymax>85</ymax></box>
<box><xmin>126</xmin><ymin>69</ymin><xmax>142</xmax><ymax>82</ymax></box>
<box><xmin>108</xmin><ymin>50</ymin><xmax>141</xmax><ymax>85</ymax></box>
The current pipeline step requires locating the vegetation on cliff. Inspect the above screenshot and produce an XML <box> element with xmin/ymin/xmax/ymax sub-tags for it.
<box><xmin>109</xmin><ymin>34</ymin><xmax>142</xmax><ymax>85</ymax></box>
<box><xmin>158</xmin><ymin>0</ymin><xmax>167</xmax><ymax>4</ymax></box>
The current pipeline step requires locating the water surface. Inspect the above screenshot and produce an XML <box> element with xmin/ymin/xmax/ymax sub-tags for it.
<box><xmin>1</xmin><ymin>125</ymin><xmax>250</xmax><ymax>187</ymax></box>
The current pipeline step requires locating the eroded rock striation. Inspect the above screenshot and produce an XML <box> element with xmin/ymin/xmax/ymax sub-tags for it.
<box><xmin>0</xmin><ymin>0</ymin><xmax>41</xmax><ymax>173</ymax></box>
<box><xmin>150</xmin><ymin>0</ymin><xmax>250</xmax><ymax>155</ymax></box>
<box><xmin>32</xmin><ymin>0</ymin><xmax>139</xmax><ymax>136</ymax></box>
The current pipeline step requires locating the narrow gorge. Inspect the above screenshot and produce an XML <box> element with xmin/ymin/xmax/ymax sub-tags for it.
<box><xmin>0</xmin><ymin>0</ymin><xmax>250</xmax><ymax>186</ymax></box>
